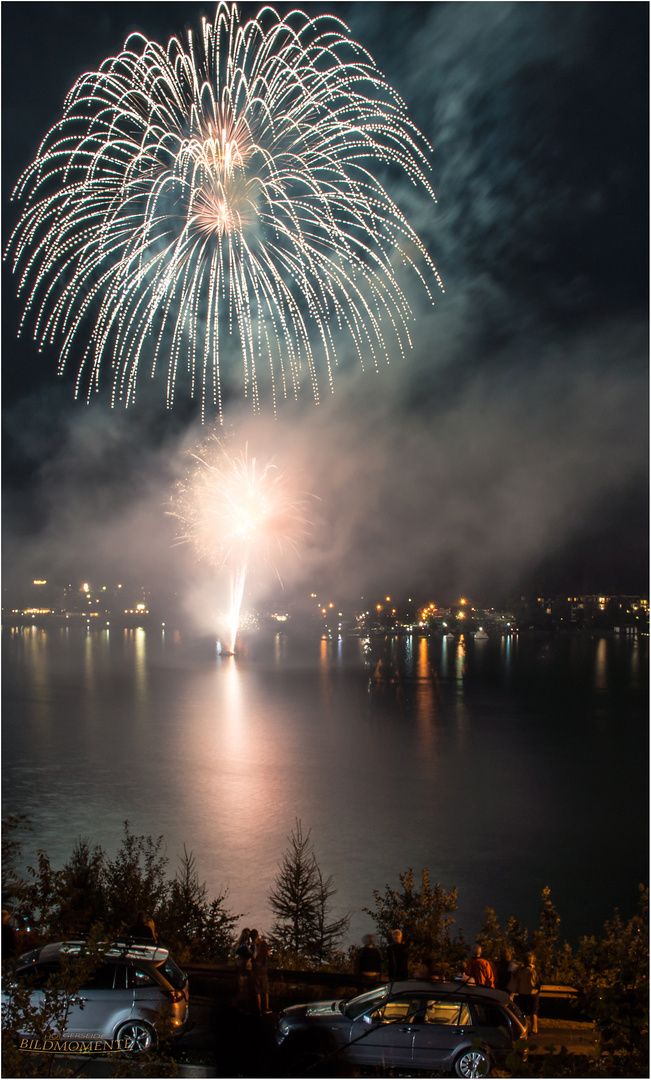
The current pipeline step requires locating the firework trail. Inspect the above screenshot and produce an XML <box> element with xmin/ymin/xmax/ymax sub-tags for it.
<box><xmin>170</xmin><ymin>435</ymin><xmax>311</xmax><ymax>650</ymax></box>
<box><xmin>7</xmin><ymin>4</ymin><xmax>442</xmax><ymax>418</ymax></box>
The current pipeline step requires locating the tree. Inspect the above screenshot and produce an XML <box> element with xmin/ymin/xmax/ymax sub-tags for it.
<box><xmin>2</xmin><ymin>813</ymin><xmax>32</xmax><ymax>905</ymax></box>
<box><xmin>576</xmin><ymin>886</ymin><xmax>649</xmax><ymax>1072</ymax></box>
<box><xmin>309</xmin><ymin>864</ymin><xmax>350</xmax><ymax>965</ymax></box>
<box><xmin>157</xmin><ymin>845</ymin><xmax>239</xmax><ymax>961</ymax></box>
<box><xmin>364</xmin><ymin>868</ymin><xmax>465</xmax><ymax>976</ymax></box>
<box><xmin>268</xmin><ymin>820</ymin><xmax>349</xmax><ymax>965</ymax></box>
<box><xmin>476</xmin><ymin>906</ymin><xmax>505</xmax><ymax>962</ymax></box>
<box><xmin>103</xmin><ymin>821</ymin><xmax>168</xmax><ymax>931</ymax></box>
<box><xmin>531</xmin><ymin>886</ymin><xmax>561</xmax><ymax>982</ymax></box>
<box><xmin>477</xmin><ymin>889</ymin><xmax>564</xmax><ymax>978</ymax></box>
<box><xmin>22</xmin><ymin>850</ymin><xmax>65</xmax><ymax>941</ymax></box>
<box><xmin>55</xmin><ymin>839</ymin><xmax>106</xmax><ymax>938</ymax></box>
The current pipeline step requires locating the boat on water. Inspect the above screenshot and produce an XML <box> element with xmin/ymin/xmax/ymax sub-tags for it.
<box><xmin>474</xmin><ymin>629</ymin><xmax>489</xmax><ymax>640</ymax></box>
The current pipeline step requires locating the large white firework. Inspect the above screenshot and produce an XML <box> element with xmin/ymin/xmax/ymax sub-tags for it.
<box><xmin>7</xmin><ymin>4</ymin><xmax>442</xmax><ymax>417</ymax></box>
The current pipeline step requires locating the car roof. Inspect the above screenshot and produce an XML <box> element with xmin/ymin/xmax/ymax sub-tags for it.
<box><xmin>387</xmin><ymin>980</ymin><xmax>512</xmax><ymax>1004</ymax></box>
<box><xmin>29</xmin><ymin>941</ymin><xmax>169</xmax><ymax>965</ymax></box>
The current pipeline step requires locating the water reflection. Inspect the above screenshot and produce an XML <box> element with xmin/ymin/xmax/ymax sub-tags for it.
<box><xmin>2</xmin><ymin>625</ymin><xmax>647</xmax><ymax>949</ymax></box>
<box><xmin>440</xmin><ymin>635</ymin><xmax>449</xmax><ymax>678</ymax></box>
<box><xmin>594</xmin><ymin>638</ymin><xmax>608</xmax><ymax>691</ymax></box>
<box><xmin>220</xmin><ymin>655</ymin><xmax>246</xmax><ymax>756</ymax></box>
<box><xmin>415</xmin><ymin>637</ymin><xmax>437</xmax><ymax>743</ymax></box>
<box><xmin>274</xmin><ymin>631</ymin><xmax>287</xmax><ymax>664</ymax></box>
<box><xmin>630</xmin><ymin>638</ymin><xmax>641</xmax><ymax>687</ymax></box>
<box><xmin>133</xmin><ymin>627</ymin><xmax>148</xmax><ymax>701</ymax></box>
<box><xmin>456</xmin><ymin>636</ymin><xmax>467</xmax><ymax>682</ymax></box>
<box><xmin>501</xmin><ymin>634</ymin><xmax>513</xmax><ymax>683</ymax></box>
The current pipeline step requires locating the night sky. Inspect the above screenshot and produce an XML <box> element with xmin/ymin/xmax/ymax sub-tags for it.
<box><xmin>2</xmin><ymin>2</ymin><xmax>648</xmax><ymax>609</ymax></box>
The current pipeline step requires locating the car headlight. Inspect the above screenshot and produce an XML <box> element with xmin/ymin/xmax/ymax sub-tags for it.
<box><xmin>278</xmin><ymin>1019</ymin><xmax>291</xmax><ymax>1036</ymax></box>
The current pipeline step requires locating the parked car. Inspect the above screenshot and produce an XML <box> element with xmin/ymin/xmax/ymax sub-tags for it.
<box><xmin>7</xmin><ymin>941</ymin><xmax>189</xmax><ymax>1051</ymax></box>
<box><xmin>276</xmin><ymin>980</ymin><xmax>528</xmax><ymax>1077</ymax></box>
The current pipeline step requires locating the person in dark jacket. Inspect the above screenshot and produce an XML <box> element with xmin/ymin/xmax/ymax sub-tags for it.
<box><xmin>128</xmin><ymin>911</ymin><xmax>156</xmax><ymax>944</ymax></box>
<box><xmin>233</xmin><ymin>927</ymin><xmax>252</xmax><ymax>1009</ymax></box>
<box><xmin>494</xmin><ymin>947</ymin><xmax>518</xmax><ymax>995</ymax></box>
<box><xmin>357</xmin><ymin>934</ymin><xmax>383</xmax><ymax>989</ymax></box>
<box><xmin>387</xmin><ymin>929</ymin><xmax>409</xmax><ymax>981</ymax></box>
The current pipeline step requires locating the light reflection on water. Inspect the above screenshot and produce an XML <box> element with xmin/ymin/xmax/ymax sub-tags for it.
<box><xmin>2</xmin><ymin>625</ymin><xmax>648</xmax><ymax>945</ymax></box>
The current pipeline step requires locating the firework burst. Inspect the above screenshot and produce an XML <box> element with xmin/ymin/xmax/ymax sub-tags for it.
<box><xmin>171</xmin><ymin>435</ymin><xmax>311</xmax><ymax>650</ymax></box>
<box><xmin>7</xmin><ymin>4</ymin><xmax>442</xmax><ymax>418</ymax></box>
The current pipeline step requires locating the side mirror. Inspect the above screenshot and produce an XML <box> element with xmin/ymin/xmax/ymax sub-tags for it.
<box><xmin>362</xmin><ymin>1013</ymin><xmax>376</xmax><ymax>1025</ymax></box>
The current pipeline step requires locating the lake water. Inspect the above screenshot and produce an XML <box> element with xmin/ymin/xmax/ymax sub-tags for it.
<box><xmin>2</xmin><ymin>623</ymin><xmax>648</xmax><ymax>948</ymax></box>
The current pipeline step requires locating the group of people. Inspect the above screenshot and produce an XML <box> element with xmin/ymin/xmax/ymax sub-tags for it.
<box><xmin>357</xmin><ymin>934</ymin><xmax>540</xmax><ymax>1034</ymax></box>
<box><xmin>233</xmin><ymin>928</ymin><xmax>270</xmax><ymax>1014</ymax></box>
<box><xmin>463</xmin><ymin>944</ymin><xmax>540</xmax><ymax>1034</ymax></box>
<box><xmin>356</xmin><ymin>929</ymin><xmax>409</xmax><ymax>988</ymax></box>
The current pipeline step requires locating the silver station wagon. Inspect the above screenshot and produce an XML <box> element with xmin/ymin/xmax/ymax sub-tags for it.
<box><xmin>276</xmin><ymin>980</ymin><xmax>528</xmax><ymax>1077</ymax></box>
<box><xmin>9</xmin><ymin>941</ymin><xmax>189</xmax><ymax>1051</ymax></box>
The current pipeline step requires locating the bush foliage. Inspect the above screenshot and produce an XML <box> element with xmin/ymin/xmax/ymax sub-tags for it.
<box><xmin>3</xmin><ymin>819</ymin><xmax>240</xmax><ymax>963</ymax></box>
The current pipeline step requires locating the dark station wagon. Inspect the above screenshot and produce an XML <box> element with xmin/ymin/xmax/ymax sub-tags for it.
<box><xmin>276</xmin><ymin>980</ymin><xmax>528</xmax><ymax>1077</ymax></box>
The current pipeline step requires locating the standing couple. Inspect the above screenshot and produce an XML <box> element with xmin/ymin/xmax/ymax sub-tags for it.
<box><xmin>234</xmin><ymin>927</ymin><xmax>271</xmax><ymax>1014</ymax></box>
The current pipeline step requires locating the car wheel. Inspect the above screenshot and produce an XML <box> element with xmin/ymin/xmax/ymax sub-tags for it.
<box><xmin>116</xmin><ymin>1020</ymin><xmax>156</xmax><ymax>1053</ymax></box>
<box><xmin>453</xmin><ymin>1046</ymin><xmax>491</xmax><ymax>1078</ymax></box>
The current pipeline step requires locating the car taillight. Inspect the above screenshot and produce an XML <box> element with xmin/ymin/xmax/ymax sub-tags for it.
<box><xmin>165</xmin><ymin>989</ymin><xmax>185</xmax><ymax>1003</ymax></box>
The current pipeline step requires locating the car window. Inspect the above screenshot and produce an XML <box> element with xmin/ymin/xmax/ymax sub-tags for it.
<box><xmin>79</xmin><ymin>963</ymin><xmax>118</xmax><ymax>991</ymax></box>
<box><xmin>157</xmin><ymin>956</ymin><xmax>186</xmax><ymax>990</ymax></box>
<box><xmin>371</xmin><ymin>997</ymin><xmax>421</xmax><ymax>1024</ymax></box>
<box><xmin>472</xmin><ymin>1001</ymin><xmax>510</xmax><ymax>1031</ymax></box>
<box><xmin>424</xmin><ymin>999</ymin><xmax>471</xmax><ymax>1026</ymax></box>
<box><xmin>127</xmin><ymin>967</ymin><xmax>157</xmax><ymax>988</ymax></box>
<box><xmin>345</xmin><ymin>987</ymin><xmax>390</xmax><ymax>1019</ymax></box>
<box><xmin>16</xmin><ymin>962</ymin><xmax>60</xmax><ymax>988</ymax></box>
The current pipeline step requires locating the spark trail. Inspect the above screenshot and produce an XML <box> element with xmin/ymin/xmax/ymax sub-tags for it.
<box><xmin>7</xmin><ymin>4</ymin><xmax>442</xmax><ymax>418</ymax></box>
